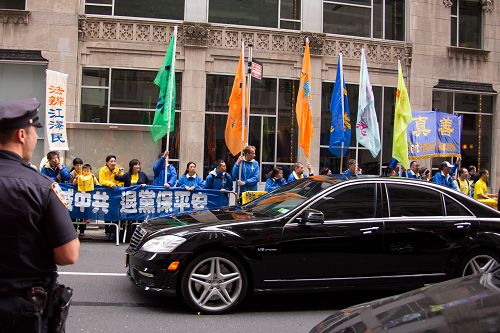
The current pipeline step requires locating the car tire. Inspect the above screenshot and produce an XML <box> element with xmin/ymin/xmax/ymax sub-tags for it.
<box><xmin>458</xmin><ymin>250</ymin><xmax>500</xmax><ymax>277</ymax></box>
<box><xmin>180</xmin><ymin>251</ymin><xmax>248</xmax><ymax>314</ymax></box>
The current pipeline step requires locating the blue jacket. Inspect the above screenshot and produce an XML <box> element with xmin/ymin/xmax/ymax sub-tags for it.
<box><xmin>432</xmin><ymin>172</ymin><xmax>458</xmax><ymax>191</ymax></box>
<box><xmin>287</xmin><ymin>171</ymin><xmax>310</xmax><ymax>183</ymax></box>
<box><xmin>41</xmin><ymin>163</ymin><xmax>71</xmax><ymax>183</ymax></box>
<box><xmin>114</xmin><ymin>171</ymin><xmax>150</xmax><ymax>187</ymax></box>
<box><xmin>343</xmin><ymin>169</ymin><xmax>354</xmax><ymax>176</ymax></box>
<box><xmin>153</xmin><ymin>157</ymin><xmax>177</xmax><ymax>187</ymax></box>
<box><xmin>232</xmin><ymin>159</ymin><xmax>260</xmax><ymax>192</ymax></box>
<box><xmin>204</xmin><ymin>169</ymin><xmax>233</xmax><ymax>192</ymax></box>
<box><xmin>265</xmin><ymin>177</ymin><xmax>286</xmax><ymax>192</ymax></box>
<box><xmin>177</xmin><ymin>174</ymin><xmax>204</xmax><ymax>190</ymax></box>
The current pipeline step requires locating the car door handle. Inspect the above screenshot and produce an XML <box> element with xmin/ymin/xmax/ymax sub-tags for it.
<box><xmin>454</xmin><ymin>222</ymin><xmax>471</xmax><ymax>229</ymax></box>
<box><xmin>359</xmin><ymin>226</ymin><xmax>380</xmax><ymax>235</ymax></box>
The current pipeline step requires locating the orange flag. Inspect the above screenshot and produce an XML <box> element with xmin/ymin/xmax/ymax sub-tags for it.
<box><xmin>225</xmin><ymin>46</ymin><xmax>248</xmax><ymax>156</ymax></box>
<box><xmin>295</xmin><ymin>39</ymin><xmax>314</xmax><ymax>159</ymax></box>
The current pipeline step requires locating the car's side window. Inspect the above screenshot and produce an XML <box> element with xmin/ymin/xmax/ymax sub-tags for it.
<box><xmin>444</xmin><ymin>195</ymin><xmax>473</xmax><ymax>216</ymax></box>
<box><xmin>386</xmin><ymin>184</ymin><xmax>444</xmax><ymax>217</ymax></box>
<box><xmin>311</xmin><ymin>183</ymin><xmax>376</xmax><ymax>221</ymax></box>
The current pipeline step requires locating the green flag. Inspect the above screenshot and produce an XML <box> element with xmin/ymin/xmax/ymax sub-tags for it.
<box><xmin>151</xmin><ymin>29</ymin><xmax>177</xmax><ymax>143</ymax></box>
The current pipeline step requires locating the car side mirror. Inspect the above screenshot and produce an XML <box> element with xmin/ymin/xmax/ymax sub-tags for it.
<box><xmin>298</xmin><ymin>209</ymin><xmax>324</xmax><ymax>225</ymax></box>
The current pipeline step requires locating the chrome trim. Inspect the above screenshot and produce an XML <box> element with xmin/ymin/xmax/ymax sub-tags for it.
<box><xmin>264</xmin><ymin>273</ymin><xmax>446</xmax><ymax>282</ymax></box>
<box><xmin>137</xmin><ymin>270</ymin><xmax>154</xmax><ymax>278</ymax></box>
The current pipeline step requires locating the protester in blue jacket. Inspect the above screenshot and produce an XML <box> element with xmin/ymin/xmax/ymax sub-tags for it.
<box><xmin>232</xmin><ymin>145</ymin><xmax>260</xmax><ymax>193</ymax></box>
<box><xmin>265</xmin><ymin>167</ymin><xmax>286</xmax><ymax>192</ymax></box>
<box><xmin>204</xmin><ymin>160</ymin><xmax>233</xmax><ymax>192</ymax></box>
<box><xmin>204</xmin><ymin>160</ymin><xmax>233</xmax><ymax>206</ymax></box>
<box><xmin>40</xmin><ymin>151</ymin><xmax>71</xmax><ymax>182</ymax></box>
<box><xmin>432</xmin><ymin>161</ymin><xmax>458</xmax><ymax>190</ymax></box>
<box><xmin>177</xmin><ymin>162</ymin><xmax>204</xmax><ymax>191</ymax></box>
<box><xmin>343</xmin><ymin>159</ymin><xmax>360</xmax><ymax>176</ymax></box>
<box><xmin>153</xmin><ymin>150</ymin><xmax>177</xmax><ymax>187</ymax></box>
<box><xmin>287</xmin><ymin>162</ymin><xmax>313</xmax><ymax>183</ymax></box>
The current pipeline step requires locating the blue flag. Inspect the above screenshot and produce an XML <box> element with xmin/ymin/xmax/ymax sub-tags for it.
<box><xmin>329</xmin><ymin>54</ymin><xmax>351</xmax><ymax>157</ymax></box>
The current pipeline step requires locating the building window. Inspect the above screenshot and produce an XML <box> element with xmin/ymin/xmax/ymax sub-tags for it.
<box><xmin>323</xmin><ymin>0</ymin><xmax>404</xmax><ymax>40</ymax></box>
<box><xmin>80</xmin><ymin>67</ymin><xmax>182</xmax><ymax>159</ymax></box>
<box><xmin>432</xmin><ymin>91</ymin><xmax>493</xmax><ymax>171</ymax></box>
<box><xmin>84</xmin><ymin>0</ymin><xmax>184</xmax><ymax>20</ymax></box>
<box><xmin>451</xmin><ymin>0</ymin><xmax>482</xmax><ymax>49</ymax></box>
<box><xmin>320</xmin><ymin>82</ymin><xmax>396</xmax><ymax>175</ymax></box>
<box><xmin>209</xmin><ymin>0</ymin><xmax>301</xmax><ymax>30</ymax></box>
<box><xmin>0</xmin><ymin>0</ymin><xmax>25</xmax><ymax>9</ymax></box>
<box><xmin>204</xmin><ymin>74</ymin><xmax>299</xmax><ymax>181</ymax></box>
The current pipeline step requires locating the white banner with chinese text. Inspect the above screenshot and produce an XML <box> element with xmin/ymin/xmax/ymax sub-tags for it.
<box><xmin>46</xmin><ymin>70</ymin><xmax>69</xmax><ymax>151</ymax></box>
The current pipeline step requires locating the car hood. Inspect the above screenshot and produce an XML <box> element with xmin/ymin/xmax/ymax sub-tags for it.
<box><xmin>139</xmin><ymin>206</ymin><xmax>261</xmax><ymax>233</ymax></box>
<box><xmin>310</xmin><ymin>269</ymin><xmax>500</xmax><ymax>333</ymax></box>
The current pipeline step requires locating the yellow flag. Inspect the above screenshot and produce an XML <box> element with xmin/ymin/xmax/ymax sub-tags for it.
<box><xmin>225</xmin><ymin>47</ymin><xmax>248</xmax><ymax>156</ymax></box>
<box><xmin>295</xmin><ymin>39</ymin><xmax>314</xmax><ymax>159</ymax></box>
<box><xmin>392</xmin><ymin>60</ymin><xmax>413</xmax><ymax>169</ymax></box>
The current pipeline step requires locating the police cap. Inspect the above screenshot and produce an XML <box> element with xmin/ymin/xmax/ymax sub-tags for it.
<box><xmin>0</xmin><ymin>98</ymin><xmax>42</xmax><ymax>130</ymax></box>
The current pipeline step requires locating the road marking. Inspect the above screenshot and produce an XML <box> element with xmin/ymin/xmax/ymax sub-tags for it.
<box><xmin>59</xmin><ymin>272</ymin><xmax>127</xmax><ymax>277</ymax></box>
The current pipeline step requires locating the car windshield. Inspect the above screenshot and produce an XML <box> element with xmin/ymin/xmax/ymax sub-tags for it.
<box><xmin>243</xmin><ymin>176</ymin><xmax>339</xmax><ymax>218</ymax></box>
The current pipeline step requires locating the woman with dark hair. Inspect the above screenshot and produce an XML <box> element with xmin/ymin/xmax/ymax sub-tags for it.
<box><xmin>177</xmin><ymin>161</ymin><xmax>204</xmax><ymax>191</ymax></box>
<box><xmin>265</xmin><ymin>167</ymin><xmax>286</xmax><ymax>192</ymax></box>
<box><xmin>69</xmin><ymin>157</ymin><xmax>84</xmax><ymax>183</ymax></box>
<box><xmin>115</xmin><ymin>159</ymin><xmax>150</xmax><ymax>187</ymax></box>
<box><xmin>319</xmin><ymin>167</ymin><xmax>332</xmax><ymax>176</ymax></box>
<box><xmin>98</xmin><ymin>154</ymin><xmax>124</xmax><ymax>188</ymax></box>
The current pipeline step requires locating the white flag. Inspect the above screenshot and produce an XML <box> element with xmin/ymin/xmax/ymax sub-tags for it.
<box><xmin>356</xmin><ymin>49</ymin><xmax>381</xmax><ymax>158</ymax></box>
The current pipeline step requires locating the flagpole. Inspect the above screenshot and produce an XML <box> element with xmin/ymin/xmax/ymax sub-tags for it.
<box><xmin>164</xmin><ymin>26</ymin><xmax>177</xmax><ymax>186</ymax></box>
<box><xmin>237</xmin><ymin>43</ymin><xmax>246</xmax><ymax>200</ymax></box>
<box><xmin>246</xmin><ymin>43</ymin><xmax>252</xmax><ymax>146</ymax></box>
<box><xmin>340</xmin><ymin>142</ymin><xmax>344</xmax><ymax>173</ymax></box>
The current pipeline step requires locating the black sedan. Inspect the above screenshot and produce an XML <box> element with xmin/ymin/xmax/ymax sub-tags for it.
<box><xmin>309</xmin><ymin>265</ymin><xmax>500</xmax><ymax>333</ymax></box>
<box><xmin>126</xmin><ymin>176</ymin><xmax>500</xmax><ymax>314</ymax></box>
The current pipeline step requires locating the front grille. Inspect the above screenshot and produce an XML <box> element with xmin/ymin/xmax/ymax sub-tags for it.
<box><xmin>130</xmin><ymin>226</ymin><xmax>147</xmax><ymax>250</ymax></box>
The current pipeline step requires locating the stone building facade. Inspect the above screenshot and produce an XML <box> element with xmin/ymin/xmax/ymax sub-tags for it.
<box><xmin>0</xmin><ymin>0</ymin><xmax>498</xmax><ymax>190</ymax></box>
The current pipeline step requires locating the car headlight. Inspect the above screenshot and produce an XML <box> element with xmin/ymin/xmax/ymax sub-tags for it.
<box><xmin>141</xmin><ymin>235</ymin><xmax>186</xmax><ymax>253</ymax></box>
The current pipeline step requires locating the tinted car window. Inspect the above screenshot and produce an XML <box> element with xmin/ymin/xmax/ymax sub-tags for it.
<box><xmin>311</xmin><ymin>183</ymin><xmax>376</xmax><ymax>220</ymax></box>
<box><xmin>244</xmin><ymin>178</ymin><xmax>337</xmax><ymax>218</ymax></box>
<box><xmin>444</xmin><ymin>195</ymin><xmax>473</xmax><ymax>216</ymax></box>
<box><xmin>387</xmin><ymin>184</ymin><xmax>444</xmax><ymax>217</ymax></box>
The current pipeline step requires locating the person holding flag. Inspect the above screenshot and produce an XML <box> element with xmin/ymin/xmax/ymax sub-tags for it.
<box><xmin>151</xmin><ymin>26</ymin><xmax>177</xmax><ymax>186</ymax></box>
<box><xmin>329</xmin><ymin>53</ymin><xmax>351</xmax><ymax>166</ymax></box>
<box><xmin>225</xmin><ymin>44</ymin><xmax>254</xmax><ymax>197</ymax></box>
<box><xmin>356</xmin><ymin>48</ymin><xmax>380</xmax><ymax>158</ymax></box>
<box><xmin>295</xmin><ymin>37</ymin><xmax>314</xmax><ymax>161</ymax></box>
<box><xmin>392</xmin><ymin>60</ymin><xmax>413</xmax><ymax>170</ymax></box>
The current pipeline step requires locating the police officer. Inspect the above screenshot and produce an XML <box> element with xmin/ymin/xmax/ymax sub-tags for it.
<box><xmin>0</xmin><ymin>98</ymin><xmax>80</xmax><ymax>332</ymax></box>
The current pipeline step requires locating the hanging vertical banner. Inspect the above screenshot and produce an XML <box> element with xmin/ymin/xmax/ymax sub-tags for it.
<box><xmin>46</xmin><ymin>70</ymin><xmax>69</xmax><ymax>151</ymax></box>
<box><xmin>407</xmin><ymin>111</ymin><xmax>462</xmax><ymax>159</ymax></box>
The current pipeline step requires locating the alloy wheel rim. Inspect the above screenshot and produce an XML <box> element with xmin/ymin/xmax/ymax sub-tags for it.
<box><xmin>462</xmin><ymin>254</ymin><xmax>498</xmax><ymax>276</ymax></box>
<box><xmin>187</xmin><ymin>257</ymin><xmax>242</xmax><ymax>312</ymax></box>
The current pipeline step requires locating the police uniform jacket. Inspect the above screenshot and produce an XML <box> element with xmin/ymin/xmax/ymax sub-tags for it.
<box><xmin>0</xmin><ymin>151</ymin><xmax>77</xmax><ymax>291</ymax></box>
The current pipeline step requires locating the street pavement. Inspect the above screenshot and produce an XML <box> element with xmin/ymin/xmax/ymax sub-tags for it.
<box><xmin>59</xmin><ymin>230</ymin><xmax>395</xmax><ymax>333</ymax></box>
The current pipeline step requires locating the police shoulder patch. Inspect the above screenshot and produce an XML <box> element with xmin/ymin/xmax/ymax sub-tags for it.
<box><xmin>51</xmin><ymin>182</ymin><xmax>68</xmax><ymax>207</ymax></box>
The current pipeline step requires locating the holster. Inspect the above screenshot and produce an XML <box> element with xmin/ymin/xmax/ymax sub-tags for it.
<box><xmin>43</xmin><ymin>272</ymin><xmax>74</xmax><ymax>333</ymax></box>
<box><xmin>47</xmin><ymin>284</ymin><xmax>73</xmax><ymax>333</ymax></box>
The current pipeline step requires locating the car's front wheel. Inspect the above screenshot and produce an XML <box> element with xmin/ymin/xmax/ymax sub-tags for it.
<box><xmin>459</xmin><ymin>250</ymin><xmax>499</xmax><ymax>277</ymax></box>
<box><xmin>180</xmin><ymin>251</ymin><xmax>248</xmax><ymax>314</ymax></box>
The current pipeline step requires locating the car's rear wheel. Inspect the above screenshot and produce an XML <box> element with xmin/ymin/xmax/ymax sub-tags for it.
<box><xmin>459</xmin><ymin>251</ymin><xmax>499</xmax><ymax>277</ymax></box>
<box><xmin>180</xmin><ymin>251</ymin><xmax>247</xmax><ymax>314</ymax></box>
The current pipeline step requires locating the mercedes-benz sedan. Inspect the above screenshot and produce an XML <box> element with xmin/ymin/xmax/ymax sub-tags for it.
<box><xmin>126</xmin><ymin>176</ymin><xmax>500</xmax><ymax>314</ymax></box>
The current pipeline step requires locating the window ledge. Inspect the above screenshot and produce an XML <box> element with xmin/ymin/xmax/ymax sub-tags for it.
<box><xmin>0</xmin><ymin>9</ymin><xmax>30</xmax><ymax>24</ymax></box>
<box><xmin>447</xmin><ymin>46</ymin><xmax>490</xmax><ymax>61</ymax></box>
